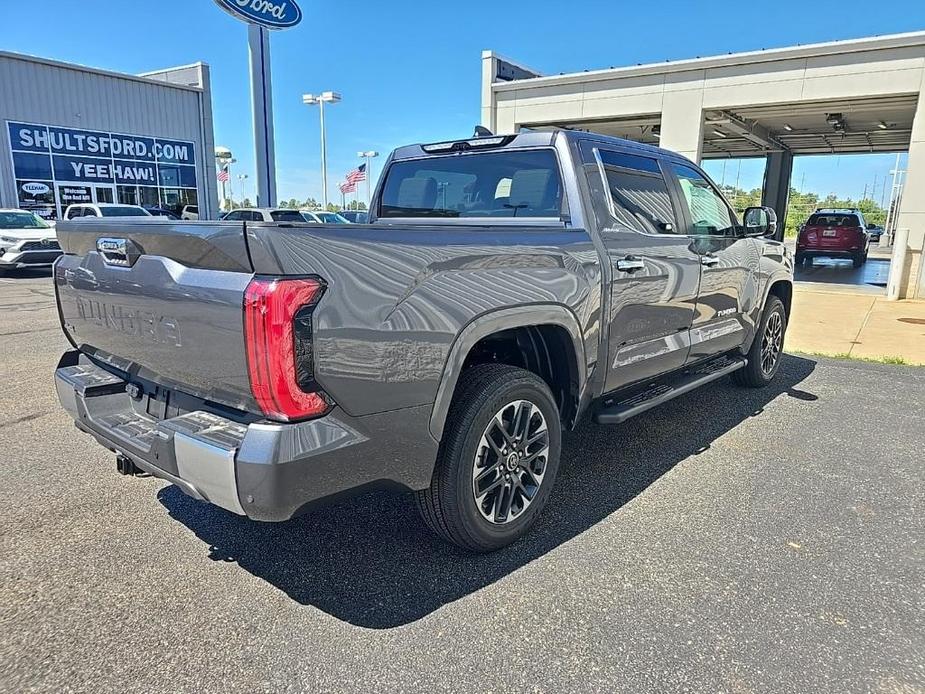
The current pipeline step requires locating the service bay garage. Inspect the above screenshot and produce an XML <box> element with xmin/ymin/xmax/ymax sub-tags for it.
<box><xmin>0</xmin><ymin>51</ymin><xmax>219</xmax><ymax>220</ymax></box>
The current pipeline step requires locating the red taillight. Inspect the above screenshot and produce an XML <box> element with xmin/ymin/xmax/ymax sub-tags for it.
<box><xmin>244</xmin><ymin>277</ymin><xmax>329</xmax><ymax>422</ymax></box>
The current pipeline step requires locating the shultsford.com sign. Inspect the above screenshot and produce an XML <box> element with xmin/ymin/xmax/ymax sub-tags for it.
<box><xmin>214</xmin><ymin>0</ymin><xmax>302</xmax><ymax>29</ymax></box>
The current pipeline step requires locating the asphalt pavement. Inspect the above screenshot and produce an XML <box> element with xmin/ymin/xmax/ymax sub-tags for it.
<box><xmin>1</xmin><ymin>270</ymin><xmax>923</xmax><ymax>693</ymax></box>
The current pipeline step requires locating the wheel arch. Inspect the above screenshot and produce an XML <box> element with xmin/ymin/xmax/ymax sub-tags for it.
<box><xmin>429</xmin><ymin>305</ymin><xmax>587</xmax><ymax>441</ymax></box>
<box><xmin>765</xmin><ymin>275</ymin><xmax>793</xmax><ymax>321</ymax></box>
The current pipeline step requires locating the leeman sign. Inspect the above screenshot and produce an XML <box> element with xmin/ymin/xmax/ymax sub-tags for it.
<box><xmin>214</xmin><ymin>0</ymin><xmax>302</xmax><ymax>29</ymax></box>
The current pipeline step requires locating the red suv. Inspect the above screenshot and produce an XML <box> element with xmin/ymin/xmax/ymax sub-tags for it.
<box><xmin>796</xmin><ymin>209</ymin><xmax>870</xmax><ymax>268</ymax></box>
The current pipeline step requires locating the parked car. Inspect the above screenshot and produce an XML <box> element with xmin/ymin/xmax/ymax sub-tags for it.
<box><xmin>796</xmin><ymin>208</ymin><xmax>870</xmax><ymax>268</ymax></box>
<box><xmin>63</xmin><ymin>203</ymin><xmax>153</xmax><ymax>219</ymax></box>
<box><xmin>300</xmin><ymin>210</ymin><xmax>352</xmax><ymax>224</ymax></box>
<box><xmin>52</xmin><ymin>129</ymin><xmax>793</xmax><ymax>552</ymax></box>
<box><xmin>0</xmin><ymin>209</ymin><xmax>61</xmax><ymax>273</ymax></box>
<box><xmin>181</xmin><ymin>205</ymin><xmax>199</xmax><ymax>220</ymax></box>
<box><xmin>867</xmin><ymin>223</ymin><xmax>883</xmax><ymax>243</ymax></box>
<box><xmin>339</xmin><ymin>210</ymin><xmax>368</xmax><ymax>224</ymax></box>
<box><xmin>221</xmin><ymin>208</ymin><xmax>306</xmax><ymax>223</ymax></box>
<box><xmin>144</xmin><ymin>207</ymin><xmax>180</xmax><ymax>220</ymax></box>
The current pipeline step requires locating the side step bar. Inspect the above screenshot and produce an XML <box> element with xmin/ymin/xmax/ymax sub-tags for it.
<box><xmin>594</xmin><ymin>355</ymin><xmax>746</xmax><ymax>425</ymax></box>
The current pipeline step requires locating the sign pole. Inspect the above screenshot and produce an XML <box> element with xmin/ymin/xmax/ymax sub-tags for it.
<box><xmin>248</xmin><ymin>24</ymin><xmax>277</xmax><ymax>208</ymax></box>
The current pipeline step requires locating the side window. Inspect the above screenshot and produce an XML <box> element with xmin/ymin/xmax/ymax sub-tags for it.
<box><xmin>598</xmin><ymin>150</ymin><xmax>677</xmax><ymax>234</ymax></box>
<box><xmin>66</xmin><ymin>207</ymin><xmax>82</xmax><ymax>219</ymax></box>
<box><xmin>671</xmin><ymin>164</ymin><xmax>736</xmax><ymax>236</ymax></box>
<box><xmin>248</xmin><ymin>211</ymin><xmax>265</xmax><ymax>222</ymax></box>
<box><xmin>223</xmin><ymin>211</ymin><xmax>241</xmax><ymax>221</ymax></box>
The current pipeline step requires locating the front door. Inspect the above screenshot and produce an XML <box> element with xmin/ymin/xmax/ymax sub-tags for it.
<box><xmin>668</xmin><ymin>162</ymin><xmax>759</xmax><ymax>361</ymax></box>
<box><xmin>54</xmin><ymin>183</ymin><xmax>115</xmax><ymax>216</ymax></box>
<box><xmin>588</xmin><ymin>146</ymin><xmax>702</xmax><ymax>393</ymax></box>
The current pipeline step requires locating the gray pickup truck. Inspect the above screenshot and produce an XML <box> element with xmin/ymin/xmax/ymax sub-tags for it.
<box><xmin>52</xmin><ymin>130</ymin><xmax>793</xmax><ymax>551</ymax></box>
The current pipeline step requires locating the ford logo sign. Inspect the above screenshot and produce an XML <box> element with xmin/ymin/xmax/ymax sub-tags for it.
<box><xmin>22</xmin><ymin>182</ymin><xmax>50</xmax><ymax>196</ymax></box>
<box><xmin>214</xmin><ymin>0</ymin><xmax>302</xmax><ymax>30</ymax></box>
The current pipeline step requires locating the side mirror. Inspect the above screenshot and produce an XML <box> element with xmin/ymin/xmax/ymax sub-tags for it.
<box><xmin>743</xmin><ymin>206</ymin><xmax>778</xmax><ymax>239</ymax></box>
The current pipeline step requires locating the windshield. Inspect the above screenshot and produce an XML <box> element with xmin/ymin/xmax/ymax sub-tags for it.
<box><xmin>379</xmin><ymin>149</ymin><xmax>563</xmax><ymax>219</ymax></box>
<box><xmin>270</xmin><ymin>210</ymin><xmax>305</xmax><ymax>222</ymax></box>
<box><xmin>99</xmin><ymin>206</ymin><xmax>151</xmax><ymax>218</ymax></box>
<box><xmin>0</xmin><ymin>211</ymin><xmax>50</xmax><ymax>230</ymax></box>
<box><xmin>315</xmin><ymin>212</ymin><xmax>350</xmax><ymax>224</ymax></box>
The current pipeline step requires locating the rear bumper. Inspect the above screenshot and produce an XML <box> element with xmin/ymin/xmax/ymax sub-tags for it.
<box><xmin>796</xmin><ymin>248</ymin><xmax>862</xmax><ymax>259</ymax></box>
<box><xmin>55</xmin><ymin>355</ymin><xmax>438</xmax><ymax>521</ymax></box>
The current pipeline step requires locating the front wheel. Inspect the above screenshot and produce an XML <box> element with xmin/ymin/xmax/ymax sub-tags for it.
<box><xmin>416</xmin><ymin>364</ymin><xmax>562</xmax><ymax>552</ymax></box>
<box><xmin>733</xmin><ymin>295</ymin><xmax>787</xmax><ymax>388</ymax></box>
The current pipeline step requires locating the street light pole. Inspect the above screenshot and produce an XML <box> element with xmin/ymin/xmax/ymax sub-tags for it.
<box><xmin>303</xmin><ymin>91</ymin><xmax>341</xmax><ymax>210</ymax></box>
<box><xmin>357</xmin><ymin>150</ymin><xmax>379</xmax><ymax>208</ymax></box>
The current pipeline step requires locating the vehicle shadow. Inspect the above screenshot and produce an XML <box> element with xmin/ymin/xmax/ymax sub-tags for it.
<box><xmin>158</xmin><ymin>354</ymin><xmax>817</xmax><ymax>629</ymax></box>
<box><xmin>0</xmin><ymin>267</ymin><xmax>54</xmax><ymax>281</ymax></box>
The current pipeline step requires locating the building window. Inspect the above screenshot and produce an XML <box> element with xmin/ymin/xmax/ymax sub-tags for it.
<box><xmin>7</xmin><ymin>121</ymin><xmax>199</xmax><ymax>219</ymax></box>
<box><xmin>16</xmin><ymin>180</ymin><xmax>56</xmax><ymax>220</ymax></box>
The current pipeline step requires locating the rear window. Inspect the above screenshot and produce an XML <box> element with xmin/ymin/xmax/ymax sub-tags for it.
<box><xmin>270</xmin><ymin>210</ymin><xmax>305</xmax><ymax>222</ymax></box>
<box><xmin>379</xmin><ymin>149</ymin><xmax>563</xmax><ymax>219</ymax></box>
<box><xmin>806</xmin><ymin>213</ymin><xmax>860</xmax><ymax>228</ymax></box>
<box><xmin>99</xmin><ymin>206</ymin><xmax>150</xmax><ymax>218</ymax></box>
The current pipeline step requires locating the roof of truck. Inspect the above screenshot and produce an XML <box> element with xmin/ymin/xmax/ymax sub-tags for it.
<box><xmin>395</xmin><ymin>128</ymin><xmax>683</xmax><ymax>162</ymax></box>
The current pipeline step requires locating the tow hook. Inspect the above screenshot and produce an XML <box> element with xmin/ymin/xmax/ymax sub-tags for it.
<box><xmin>116</xmin><ymin>454</ymin><xmax>142</xmax><ymax>476</ymax></box>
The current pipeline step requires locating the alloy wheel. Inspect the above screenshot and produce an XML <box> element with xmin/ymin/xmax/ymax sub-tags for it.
<box><xmin>472</xmin><ymin>399</ymin><xmax>550</xmax><ymax>525</ymax></box>
<box><xmin>761</xmin><ymin>311</ymin><xmax>784</xmax><ymax>375</ymax></box>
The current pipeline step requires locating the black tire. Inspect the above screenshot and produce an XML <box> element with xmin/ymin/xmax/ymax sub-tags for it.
<box><xmin>733</xmin><ymin>295</ymin><xmax>787</xmax><ymax>388</ymax></box>
<box><xmin>416</xmin><ymin>364</ymin><xmax>562</xmax><ymax>552</ymax></box>
<box><xmin>852</xmin><ymin>251</ymin><xmax>864</xmax><ymax>268</ymax></box>
<box><xmin>794</xmin><ymin>252</ymin><xmax>804</xmax><ymax>267</ymax></box>
<box><xmin>803</xmin><ymin>255</ymin><xmax>813</xmax><ymax>267</ymax></box>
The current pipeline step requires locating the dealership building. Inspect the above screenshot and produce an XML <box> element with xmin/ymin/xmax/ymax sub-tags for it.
<box><xmin>0</xmin><ymin>51</ymin><xmax>219</xmax><ymax>220</ymax></box>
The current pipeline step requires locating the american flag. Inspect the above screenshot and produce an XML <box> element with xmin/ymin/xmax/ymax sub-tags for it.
<box><xmin>217</xmin><ymin>168</ymin><xmax>230</xmax><ymax>183</ymax></box>
<box><xmin>339</xmin><ymin>181</ymin><xmax>356</xmax><ymax>194</ymax></box>
<box><xmin>346</xmin><ymin>163</ymin><xmax>367</xmax><ymax>185</ymax></box>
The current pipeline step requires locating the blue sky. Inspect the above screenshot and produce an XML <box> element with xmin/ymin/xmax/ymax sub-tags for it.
<box><xmin>2</xmin><ymin>1</ymin><xmax>921</xmax><ymax>204</ymax></box>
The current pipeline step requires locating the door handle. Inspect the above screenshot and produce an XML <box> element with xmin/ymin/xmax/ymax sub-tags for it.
<box><xmin>700</xmin><ymin>255</ymin><xmax>720</xmax><ymax>266</ymax></box>
<box><xmin>616</xmin><ymin>256</ymin><xmax>646</xmax><ymax>272</ymax></box>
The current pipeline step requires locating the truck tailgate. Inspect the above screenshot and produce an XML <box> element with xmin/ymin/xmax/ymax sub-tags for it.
<box><xmin>54</xmin><ymin>219</ymin><xmax>258</xmax><ymax>413</ymax></box>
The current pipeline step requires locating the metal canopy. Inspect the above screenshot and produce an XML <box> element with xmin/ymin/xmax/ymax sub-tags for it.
<box><xmin>522</xmin><ymin>94</ymin><xmax>916</xmax><ymax>158</ymax></box>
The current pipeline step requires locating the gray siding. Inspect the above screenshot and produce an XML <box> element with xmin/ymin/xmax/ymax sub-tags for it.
<box><xmin>0</xmin><ymin>52</ymin><xmax>218</xmax><ymax>218</ymax></box>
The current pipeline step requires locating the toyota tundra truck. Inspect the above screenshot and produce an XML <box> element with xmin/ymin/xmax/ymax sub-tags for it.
<box><xmin>52</xmin><ymin>130</ymin><xmax>793</xmax><ymax>552</ymax></box>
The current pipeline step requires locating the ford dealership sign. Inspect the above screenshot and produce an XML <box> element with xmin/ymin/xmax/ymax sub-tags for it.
<box><xmin>214</xmin><ymin>0</ymin><xmax>302</xmax><ymax>29</ymax></box>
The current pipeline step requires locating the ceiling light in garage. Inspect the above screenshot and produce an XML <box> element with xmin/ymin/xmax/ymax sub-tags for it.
<box><xmin>712</xmin><ymin>129</ymin><xmax>728</xmax><ymax>138</ymax></box>
<box><xmin>783</xmin><ymin>124</ymin><xmax>794</xmax><ymax>131</ymax></box>
<box><xmin>878</xmin><ymin>121</ymin><xmax>890</xmax><ymax>129</ymax></box>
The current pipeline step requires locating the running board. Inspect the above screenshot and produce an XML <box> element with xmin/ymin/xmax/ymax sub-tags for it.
<box><xmin>594</xmin><ymin>355</ymin><xmax>746</xmax><ymax>425</ymax></box>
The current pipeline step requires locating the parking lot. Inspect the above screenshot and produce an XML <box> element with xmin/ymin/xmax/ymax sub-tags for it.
<box><xmin>1</xmin><ymin>270</ymin><xmax>923</xmax><ymax>693</ymax></box>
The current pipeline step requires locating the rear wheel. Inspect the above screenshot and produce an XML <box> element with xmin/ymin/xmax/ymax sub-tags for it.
<box><xmin>416</xmin><ymin>364</ymin><xmax>561</xmax><ymax>552</ymax></box>
<box><xmin>733</xmin><ymin>296</ymin><xmax>787</xmax><ymax>388</ymax></box>
<box><xmin>852</xmin><ymin>251</ymin><xmax>865</xmax><ymax>268</ymax></box>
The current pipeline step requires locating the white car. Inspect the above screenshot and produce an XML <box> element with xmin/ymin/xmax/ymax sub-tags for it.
<box><xmin>221</xmin><ymin>208</ymin><xmax>304</xmax><ymax>222</ymax></box>
<box><xmin>63</xmin><ymin>203</ymin><xmax>153</xmax><ymax>219</ymax></box>
<box><xmin>0</xmin><ymin>209</ymin><xmax>62</xmax><ymax>273</ymax></box>
<box><xmin>300</xmin><ymin>210</ymin><xmax>351</xmax><ymax>224</ymax></box>
<box><xmin>181</xmin><ymin>205</ymin><xmax>199</xmax><ymax>220</ymax></box>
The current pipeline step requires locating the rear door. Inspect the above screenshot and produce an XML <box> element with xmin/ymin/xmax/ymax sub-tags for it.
<box><xmin>667</xmin><ymin>162</ymin><xmax>759</xmax><ymax>360</ymax></box>
<box><xmin>584</xmin><ymin>145</ymin><xmax>701</xmax><ymax>392</ymax></box>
